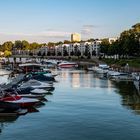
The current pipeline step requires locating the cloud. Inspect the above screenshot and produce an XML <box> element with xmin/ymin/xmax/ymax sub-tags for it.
<box><xmin>83</xmin><ymin>25</ymin><xmax>95</xmax><ymax>28</ymax></box>
<box><xmin>81</xmin><ymin>24</ymin><xmax>95</xmax><ymax>36</ymax></box>
<box><xmin>0</xmin><ymin>30</ymin><xmax>71</xmax><ymax>38</ymax></box>
<box><xmin>39</xmin><ymin>31</ymin><xmax>71</xmax><ymax>38</ymax></box>
<box><xmin>0</xmin><ymin>30</ymin><xmax>72</xmax><ymax>43</ymax></box>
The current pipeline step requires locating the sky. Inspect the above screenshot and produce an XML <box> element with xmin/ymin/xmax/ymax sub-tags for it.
<box><xmin>0</xmin><ymin>0</ymin><xmax>140</xmax><ymax>44</ymax></box>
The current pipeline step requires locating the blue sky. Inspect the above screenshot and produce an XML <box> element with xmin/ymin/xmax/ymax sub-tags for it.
<box><xmin>0</xmin><ymin>0</ymin><xmax>140</xmax><ymax>43</ymax></box>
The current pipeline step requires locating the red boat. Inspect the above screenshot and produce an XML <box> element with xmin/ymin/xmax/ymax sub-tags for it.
<box><xmin>58</xmin><ymin>61</ymin><xmax>77</xmax><ymax>68</ymax></box>
<box><xmin>0</xmin><ymin>95</ymin><xmax>39</xmax><ymax>108</ymax></box>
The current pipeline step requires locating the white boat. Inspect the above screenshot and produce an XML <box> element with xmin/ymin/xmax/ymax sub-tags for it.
<box><xmin>19</xmin><ymin>80</ymin><xmax>53</xmax><ymax>89</ymax></box>
<box><xmin>87</xmin><ymin>67</ymin><xmax>95</xmax><ymax>71</ymax></box>
<box><xmin>19</xmin><ymin>94</ymin><xmax>46</xmax><ymax>99</ymax></box>
<box><xmin>43</xmin><ymin>69</ymin><xmax>58</xmax><ymax>77</ymax></box>
<box><xmin>110</xmin><ymin>72</ymin><xmax>133</xmax><ymax>81</ymax></box>
<box><xmin>132</xmin><ymin>72</ymin><xmax>140</xmax><ymax>81</ymax></box>
<box><xmin>30</xmin><ymin>89</ymin><xmax>48</xmax><ymax>94</ymax></box>
<box><xmin>19</xmin><ymin>63</ymin><xmax>44</xmax><ymax>73</ymax></box>
<box><xmin>92</xmin><ymin>64</ymin><xmax>109</xmax><ymax>74</ymax></box>
<box><xmin>107</xmin><ymin>70</ymin><xmax>121</xmax><ymax>77</ymax></box>
<box><xmin>58</xmin><ymin>61</ymin><xmax>77</xmax><ymax>68</ymax></box>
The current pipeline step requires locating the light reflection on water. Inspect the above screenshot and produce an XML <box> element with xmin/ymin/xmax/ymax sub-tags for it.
<box><xmin>1</xmin><ymin>69</ymin><xmax>140</xmax><ymax>140</ymax></box>
<box><xmin>60</xmin><ymin>70</ymin><xmax>114</xmax><ymax>89</ymax></box>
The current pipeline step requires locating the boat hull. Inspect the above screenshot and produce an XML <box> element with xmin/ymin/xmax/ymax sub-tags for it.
<box><xmin>58</xmin><ymin>64</ymin><xmax>77</xmax><ymax>68</ymax></box>
<box><xmin>0</xmin><ymin>96</ymin><xmax>39</xmax><ymax>108</ymax></box>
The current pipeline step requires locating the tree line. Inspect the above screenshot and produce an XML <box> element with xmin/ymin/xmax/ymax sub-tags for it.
<box><xmin>0</xmin><ymin>38</ymin><xmax>96</xmax><ymax>57</ymax></box>
<box><xmin>100</xmin><ymin>23</ymin><xmax>140</xmax><ymax>58</ymax></box>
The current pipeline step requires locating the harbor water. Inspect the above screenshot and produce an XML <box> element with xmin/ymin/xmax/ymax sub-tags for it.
<box><xmin>0</xmin><ymin>69</ymin><xmax>140</xmax><ymax>140</ymax></box>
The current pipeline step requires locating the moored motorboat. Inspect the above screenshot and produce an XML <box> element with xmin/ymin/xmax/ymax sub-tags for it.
<box><xmin>58</xmin><ymin>61</ymin><xmax>78</xmax><ymax>68</ymax></box>
<box><xmin>0</xmin><ymin>95</ymin><xmax>39</xmax><ymax>108</ymax></box>
<box><xmin>18</xmin><ymin>63</ymin><xmax>43</xmax><ymax>73</ymax></box>
<box><xmin>19</xmin><ymin>93</ymin><xmax>46</xmax><ymax>99</ymax></box>
<box><xmin>0</xmin><ymin>101</ymin><xmax>20</xmax><ymax>113</ymax></box>
<box><xmin>30</xmin><ymin>88</ymin><xmax>49</xmax><ymax>94</ymax></box>
<box><xmin>19</xmin><ymin>79</ymin><xmax>54</xmax><ymax>90</ymax></box>
<box><xmin>110</xmin><ymin>72</ymin><xmax>133</xmax><ymax>81</ymax></box>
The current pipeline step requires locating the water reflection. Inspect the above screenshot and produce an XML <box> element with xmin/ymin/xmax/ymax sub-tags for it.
<box><xmin>113</xmin><ymin>81</ymin><xmax>140</xmax><ymax>115</ymax></box>
<box><xmin>61</xmin><ymin>69</ymin><xmax>140</xmax><ymax>115</ymax></box>
<box><xmin>69</xmin><ymin>71</ymin><xmax>114</xmax><ymax>89</ymax></box>
<box><xmin>71</xmin><ymin>73</ymin><xmax>80</xmax><ymax>88</ymax></box>
<box><xmin>0</xmin><ymin>116</ymin><xmax>19</xmax><ymax>134</ymax></box>
<box><xmin>59</xmin><ymin>70</ymin><xmax>114</xmax><ymax>89</ymax></box>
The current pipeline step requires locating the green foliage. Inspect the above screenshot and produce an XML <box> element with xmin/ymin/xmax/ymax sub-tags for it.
<box><xmin>0</xmin><ymin>40</ymin><xmax>43</xmax><ymax>52</ymax></box>
<box><xmin>30</xmin><ymin>42</ymin><xmax>40</xmax><ymax>50</ymax></box>
<box><xmin>102</xmin><ymin>58</ymin><xmax>140</xmax><ymax>68</ymax></box>
<box><xmin>4</xmin><ymin>50</ymin><xmax>12</xmax><ymax>57</ymax></box>
<box><xmin>63</xmin><ymin>40</ymin><xmax>71</xmax><ymax>44</ymax></box>
<box><xmin>0</xmin><ymin>41</ymin><xmax>13</xmax><ymax>51</ymax></box>
<box><xmin>101</xmin><ymin>23</ymin><xmax>140</xmax><ymax>57</ymax></box>
<box><xmin>100</xmin><ymin>39</ymin><xmax>110</xmax><ymax>54</ymax></box>
<box><xmin>14</xmin><ymin>40</ymin><xmax>23</xmax><ymax>49</ymax></box>
<box><xmin>22</xmin><ymin>40</ymin><xmax>30</xmax><ymax>50</ymax></box>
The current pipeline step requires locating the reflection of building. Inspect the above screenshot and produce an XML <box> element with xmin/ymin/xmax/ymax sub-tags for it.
<box><xmin>81</xmin><ymin>73</ymin><xmax>91</xmax><ymax>88</ymax></box>
<box><xmin>71</xmin><ymin>73</ymin><xmax>80</xmax><ymax>88</ymax></box>
<box><xmin>61</xmin><ymin>71</ymin><xmax>69</xmax><ymax>80</ymax></box>
<box><xmin>71</xmin><ymin>72</ymin><xmax>93</xmax><ymax>88</ymax></box>
<box><xmin>71</xmin><ymin>33</ymin><xmax>81</xmax><ymax>42</ymax></box>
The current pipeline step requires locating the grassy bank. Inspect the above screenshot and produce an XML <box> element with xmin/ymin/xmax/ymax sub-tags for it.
<box><xmin>101</xmin><ymin>58</ymin><xmax>140</xmax><ymax>69</ymax></box>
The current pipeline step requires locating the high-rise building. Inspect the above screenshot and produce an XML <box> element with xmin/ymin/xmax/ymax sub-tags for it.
<box><xmin>71</xmin><ymin>33</ymin><xmax>81</xmax><ymax>42</ymax></box>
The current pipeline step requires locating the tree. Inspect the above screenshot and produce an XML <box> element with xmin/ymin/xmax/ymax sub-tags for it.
<box><xmin>4</xmin><ymin>50</ymin><xmax>12</xmax><ymax>57</ymax></box>
<box><xmin>30</xmin><ymin>42</ymin><xmax>40</xmax><ymax>50</ymax></box>
<box><xmin>132</xmin><ymin>23</ymin><xmax>140</xmax><ymax>32</ymax></box>
<box><xmin>64</xmin><ymin>40</ymin><xmax>71</xmax><ymax>44</ymax></box>
<box><xmin>119</xmin><ymin>26</ymin><xmax>140</xmax><ymax>56</ymax></box>
<box><xmin>70</xmin><ymin>51</ymin><xmax>74</xmax><ymax>56</ymax></box>
<box><xmin>63</xmin><ymin>50</ymin><xmax>68</xmax><ymax>56</ymax></box>
<box><xmin>63</xmin><ymin>46</ymin><xmax>68</xmax><ymax>56</ymax></box>
<box><xmin>47</xmin><ymin>51</ymin><xmax>51</xmax><ymax>56</ymax></box>
<box><xmin>100</xmin><ymin>23</ymin><xmax>140</xmax><ymax>57</ymax></box>
<box><xmin>92</xmin><ymin>50</ymin><xmax>96</xmax><ymax>56</ymax></box>
<box><xmin>0</xmin><ymin>41</ymin><xmax>13</xmax><ymax>51</ymax></box>
<box><xmin>47</xmin><ymin>42</ymin><xmax>55</xmax><ymax>47</ymax></box>
<box><xmin>76</xmin><ymin>50</ymin><xmax>81</xmax><ymax>58</ymax></box>
<box><xmin>87</xmin><ymin>38</ymin><xmax>95</xmax><ymax>42</ymax></box>
<box><xmin>55</xmin><ymin>41</ymin><xmax>63</xmax><ymax>46</ymax></box>
<box><xmin>84</xmin><ymin>45</ymin><xmax>89</xmax><ymax>56</ymax></box>
<box><xmin>29</xmin><ymin>51</ymin><xmax>33</xmax><ymax>56</ymax></box>
<box><xmin>58</xmin><ymin>51</ymin><xmax>62</xmax><ymax>56</ymax></box>
<box><xmin>14</xmin><ymin>40</ymin><xmax>23</xmax><ymax>49</ymax></box>
<box><xmin>22</xmin><ymin>40</ymin><xmax>30</xmax><ymax>50</ymax></box>
<box><xmin>100</xmin><ymin>39</ymin><xmax>110</xmax><ymax>55</ymax></box>
<box><xmin>37</xmin><ymin>51</ymin><xmax>41</xmax><ymax>56</ymax></box>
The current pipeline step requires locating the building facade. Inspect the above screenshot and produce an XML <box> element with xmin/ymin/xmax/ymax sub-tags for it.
<box><xmin>71</xmin><ymin>33</ymin><xmax>81</xmax><ymax>42</ymax></box>
<box><xmin>12</xmin><ymin>40</ymin><xmax>101</xmax><ymax>58</ymax></box>
<box><xmin>38</xmin><ymin>40</ymin><xmax>101</xmax><ymax>58</ymax></box>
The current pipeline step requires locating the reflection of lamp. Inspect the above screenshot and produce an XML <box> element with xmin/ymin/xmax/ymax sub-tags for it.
<box><xmin>125</xmin><ymin>63</ymin><xmax>129</xmax><ymax>72</ymax></box>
